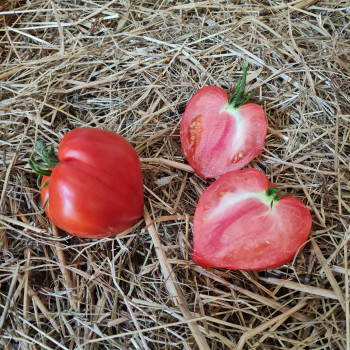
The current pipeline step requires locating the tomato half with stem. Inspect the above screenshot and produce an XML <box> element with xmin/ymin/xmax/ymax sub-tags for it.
<box><xmin>29</xmin><ymin>127</ymin><xmax>144</xmax><ymax>238</ymax></box>
<box><xmin>180</xmin><ymin>61</ymin><xmax>267</xmax><ymax>178</ymax></box>
<box><xmin>193</xmin><ymin>168</ymin><xmax>312</xmax><ymax>270</ymax></box>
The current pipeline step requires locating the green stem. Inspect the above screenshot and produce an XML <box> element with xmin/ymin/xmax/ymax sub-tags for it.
<box><xmin>266</xmin><ymin>187</ymin><xmax>285</xmax><ymax>208</ymax></box>
<box><xmin>228</xmin><ymin>60</ymin><xmax>256</xmax><ymax>108</ymax></box>
<box><xmin>29</xmin><ymin>140</ymin><xmax>60</xmax><ymax>187</ymax></box>
<box><xmin>42</xmin><ymin>196</ymin><xmax>50</xmax><ymax>211</ymax></box>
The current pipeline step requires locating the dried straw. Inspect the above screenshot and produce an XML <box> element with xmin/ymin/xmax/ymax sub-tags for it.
<box><xmin>1</xmin><ymin>0</ymin><xmax>349</xmax><ymax>349</ymax></box>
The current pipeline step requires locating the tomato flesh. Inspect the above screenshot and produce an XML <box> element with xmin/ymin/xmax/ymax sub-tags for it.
<box><xmin>180</xmin><ymin>86</ymin><xmax>267</xmax><ymax>178</ymax></box>
<box><xmin>41</xmin><ymin>128</ymin><xmax>144</xmax><ymax>238</ymax></box>
<box><xmin>193</xmin><ymin>169</ymin><xmax>312</xmax><ymax>270</ymax></box>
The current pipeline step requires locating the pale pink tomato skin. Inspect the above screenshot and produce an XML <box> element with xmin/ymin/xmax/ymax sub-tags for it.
<box><xmin>180</xmin><ymin>86</ymin><xmax>267</xmax><ymax>178</ymax></box>
<box><xmin>193</xmin><ymin>169</ymin><xmax>312</xmax><ymax>270</ymax></box>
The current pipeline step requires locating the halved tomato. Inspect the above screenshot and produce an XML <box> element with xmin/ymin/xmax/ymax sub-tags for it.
<box><xmin>193</xmin><ymin>169</ymin><xmax>312</xmax><ymax>270</ymax></box>
<box><xmin>180</xmin><ymin>62</ymin><xmax>267</xmax><ymax>178</ymax></box>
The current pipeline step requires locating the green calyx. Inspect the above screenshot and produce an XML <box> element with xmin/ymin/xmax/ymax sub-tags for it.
<box><xmin>228</xmin><ymin>60</ymin><xmax>256</xmax><ymax>108</ymax></box>
<box><xmin>29</xmin><ymin>140</ymin><xmax>60</xmax><ymax>187</ymax></box>
<box><xmin>266</xmin><ymin>187</ymin><xmax>285</xmax><ymax>209</ymax></box>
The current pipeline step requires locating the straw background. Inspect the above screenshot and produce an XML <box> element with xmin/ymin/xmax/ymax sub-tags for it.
<box><xmin>1</xmin><ymin>0</ymin><xmax>349</xmax><ymax>349</ymax></box>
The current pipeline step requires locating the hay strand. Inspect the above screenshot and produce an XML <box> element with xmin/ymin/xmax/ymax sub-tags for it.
<box><xmin>1</xmin><ymin>0</ymin><xmax>349</xmax><ymax>348</ymax></box>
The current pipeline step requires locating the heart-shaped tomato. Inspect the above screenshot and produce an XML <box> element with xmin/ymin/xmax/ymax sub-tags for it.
<box><xmin>180</xmin><ymin>62</ymin><xmax>267</xmax><ymax>178</ymax></box>
<box><xmin>30</xmin><ymin>128</ymin><xmax>144</xmax><ymax>238</ymax></box>
<box><xmin>193</xmin><ymin>169</ymin><xmax>312</xmax><ymax>270</ymax></box>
